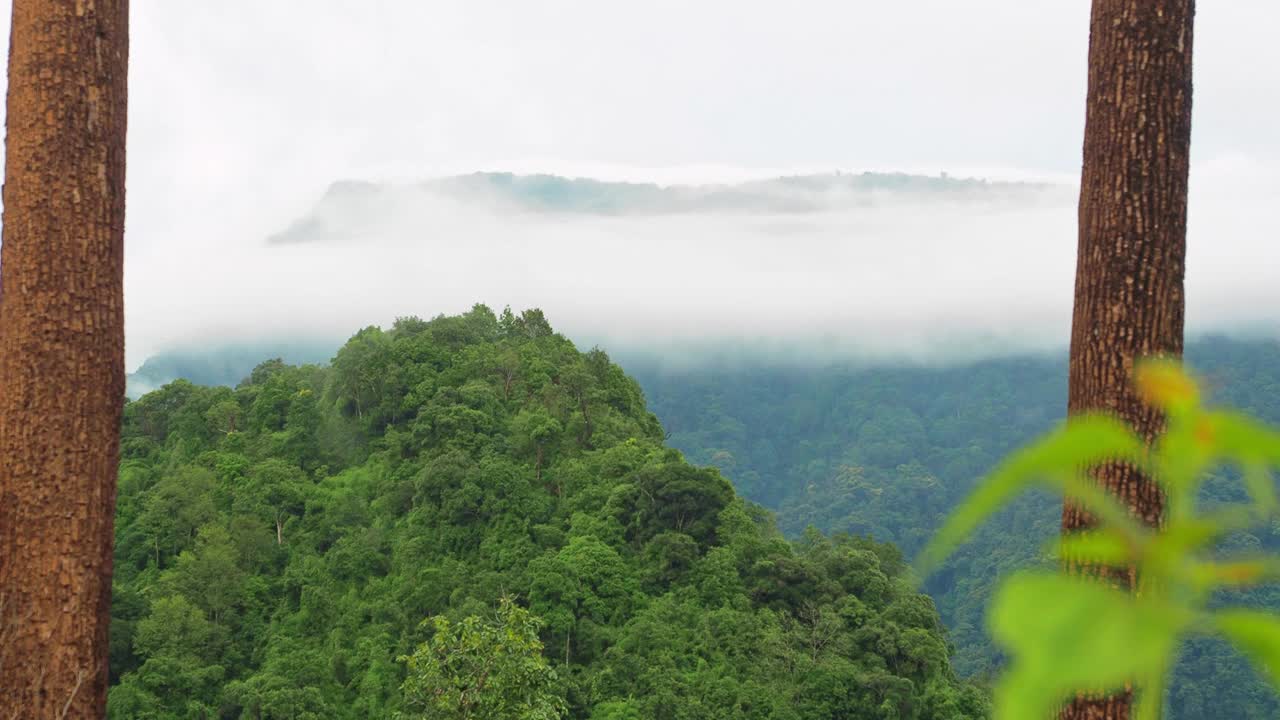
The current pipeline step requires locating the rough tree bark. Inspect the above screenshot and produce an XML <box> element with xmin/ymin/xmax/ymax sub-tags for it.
<box><xmin>1060</xmin><ymin>1</ymin><xmax>1194</xmax><ymax>718</ymax></box>
<box><xmin>0</xmin><ymin>1</ymin><xmax>130</xmax><ymax>718</ymax></box>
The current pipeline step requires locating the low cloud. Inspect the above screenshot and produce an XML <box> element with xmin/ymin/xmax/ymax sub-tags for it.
<box><xmin>123</xmin><ymin>164</ymin><xmax>1280</xmax><ymax>371</ymax></box>
<box><xmin>267</xmin><ymin>172</ymin><xmax>1065</xmax><ymax>245</ymax></box>
<box><xmin>0</xmin><ymin>2</ymin><xmax>1271</xmax><ymax>373</ymax></box>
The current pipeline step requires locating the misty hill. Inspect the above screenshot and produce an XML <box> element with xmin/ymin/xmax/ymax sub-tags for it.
<box><xmin>125</xmin><ymin>331</ymin><xmax>1280</xmax><ymax>718</ymax></box>
<box><xmin>108</xmin><ymin>306</ymin><xmax>986</xmax><ymax>719</ymax></box>
<box><xmin>267</xmin><ymin>171</ymin><xmax>1067</xmax><ymax>244</ymax></box>
<box><xmin>127</xmin><ymin>340</ymin><xmax>339</xmax><ymax>399</ymax></box>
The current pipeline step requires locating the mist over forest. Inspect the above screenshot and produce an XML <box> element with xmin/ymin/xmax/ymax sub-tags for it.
<box><xmin>125</xmin><ymin>166</ymin><xmax>1279</xmax><ymax>374</ymax></box>
<box><xmin>4</xmin><ymin>1</ymin><xmax>1280</xmax><ymax>718</ymax></box>
<box><xmin>112</xmin><ymin>167</ymin><xmax>1280</xmax><ymax>718</ymax></box>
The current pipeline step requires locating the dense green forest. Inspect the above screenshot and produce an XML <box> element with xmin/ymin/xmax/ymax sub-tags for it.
<box><xmin>632</xmin><ymin>336</ymin><xmax>1280</xmax><ymax>719</ymax></box>
<box><xmin>122</xmin><ymin>330</ymin><xmax>1280</xmax><ymax>718</ymax></box>
<box><xmin>107</xmin><ymin>306</ymin><xmax>988</xmax><ymax>719</ymax></box>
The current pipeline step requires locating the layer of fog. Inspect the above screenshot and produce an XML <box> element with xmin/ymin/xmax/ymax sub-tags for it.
<box><xmin>124</xmin><ymin>159</ymin><xmax>1280</xmax><ymax>373</ymax></box>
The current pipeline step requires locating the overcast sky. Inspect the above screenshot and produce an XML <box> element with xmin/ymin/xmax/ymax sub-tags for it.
<box><xmin>1</xmin><ymin>2</ymin><xmax>1277</xmax><ymax>368</ymax></box>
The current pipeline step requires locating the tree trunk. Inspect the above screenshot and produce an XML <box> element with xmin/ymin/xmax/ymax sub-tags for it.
<box><xmin>1060</xmin><ymin>0</ymin><xmax>1193</xmax><ymax>718</ymax></box>
<box><xmin>0</xmin><ymin>1</ymin><xmax>129</xmax><ymax>718</ymax></box>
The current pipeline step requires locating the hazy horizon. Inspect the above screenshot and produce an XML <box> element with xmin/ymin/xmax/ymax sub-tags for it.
<box><xmin>0</xmin><ymin>2</ymin><xmax>1273</xmax><ymax>372</ymax></box>
<box><xmin>122</xmin><ymin>163</ymin><xmax>1279</xmax><ymax>375</ymax></box>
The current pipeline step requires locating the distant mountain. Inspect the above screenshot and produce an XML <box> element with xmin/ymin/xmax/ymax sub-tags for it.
<box><xmin>267</xmin><ymin>170</ymin><xmax>1069</xmax><ymax>244</ymax></box>
<box><xmin>126</xmin><ymin>340</ymin><xmax>338</xmax><ymax>399</ymax></box>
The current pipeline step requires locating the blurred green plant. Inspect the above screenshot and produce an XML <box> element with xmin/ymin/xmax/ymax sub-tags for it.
<box><xmin>917</xmin><ymin>360</ymin><xmax>1280</xmax><ymax>720</ymax></box>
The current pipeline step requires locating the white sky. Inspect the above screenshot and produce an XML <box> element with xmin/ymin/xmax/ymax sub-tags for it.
<box><xmin>0</xmin><ymin>2</ymin><xmax>1277</xmax><ymax>368</ymax></box>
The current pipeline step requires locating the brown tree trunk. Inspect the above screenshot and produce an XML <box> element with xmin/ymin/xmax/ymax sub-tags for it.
<box><xmin>0</xmin><ymin>1</ymin><xmax>129</xmax><ymax>718</ymax></box>
<box><xmin>1060</xmin><ymin>1</ymin><xmax>1193</xmax><ymax>718</ymax></box>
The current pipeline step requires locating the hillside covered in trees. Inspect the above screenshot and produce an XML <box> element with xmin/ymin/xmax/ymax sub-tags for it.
<box><xmin>120</xmin><ymin>332</ymin><xmax>1280</xmax><ymax>718</ymax></box>
<box><xmin>634</xmin><ymin>336</ymin><xmax>1280</xmax><ymax>719</ymax></box>
<box><xmin>107</xmin><ymin>306</ymin><xmax>987</xmax><ymax>719</ymax></box>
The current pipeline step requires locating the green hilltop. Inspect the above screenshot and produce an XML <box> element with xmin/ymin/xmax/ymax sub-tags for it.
<box><xmin>108</xmin><ymin>305</ymin><xmax>987</xmax><ymax>719</ymax></box>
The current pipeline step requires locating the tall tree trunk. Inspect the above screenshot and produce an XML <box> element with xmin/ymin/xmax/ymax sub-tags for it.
<box><xmin>1061</xmin><ymin>1</ymin><xmax>1193</xmax><ymax>718</ymax></box>
<box><xmin>0</xmin><ymin>1</ymin><xmax>129</xmax><ymax>718</ymax></box>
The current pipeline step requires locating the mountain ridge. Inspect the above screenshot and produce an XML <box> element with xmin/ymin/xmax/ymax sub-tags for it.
<box><xmin>267</xmin><ymin>170</ymin><xmax>1069</xmax><ymax>245</ymax></box>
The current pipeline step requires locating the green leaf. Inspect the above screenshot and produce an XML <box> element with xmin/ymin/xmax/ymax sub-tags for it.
<box><xmin>1144</xmin><ymin>518</ymin><xmax>1223</xmax><ymax>581</ymax></box>
<box><xmin>990</xmin><ymin>572</ymin><xmax>1187</xmax><ymax>720</ymax></box>
<box><xmin>1243</xmin><ymin>464</ymin><xmax>1279</xmax><ymax>518</ymax></box>
<box><xmin>1209</xmin><ymin>412</ymin><xmax>1280</xmax><ymax>466</ymax></box>
<box><xmin>1217</xmin><ymin>610</ymin><xmax>1280</xmax><ymax>691</ymax></box>
<box><xmin>1134</xmin><ymin>359</ymin><xmax>1200</xmax><ymax>415</ymax></box>
<box><xmin>1052</xmin><ymin>530</ymin><xmax>1133</xmax><ymax>566</ymax></box>
<box><xmin>1152</xmin><ymin>414</ymin><xmax>1213</xmax><ymax>509</ymax></box>
<box><xmin>1172</xmin><ymin>409</ymin><xmax>1280</xmax><ymax>515</ymax></box>
<box><xmin>917</xmin><ymin>415</ymin><xmax>1143</xmax><ymax>576</ymax></box>
<box><xmin>1195</xmin><ymin>560</ymin><xmax>1279</xmax><ymax>588</ymax></box>
<box><xmin>1133</xmin><ymin>670</ymin><xmax>1168</xmax><ymax>720</ymax></box>
<box><xmin>1059</xmin><ymin>473</ymin><xmax>1148</xmax><ymax>544</ymax></box>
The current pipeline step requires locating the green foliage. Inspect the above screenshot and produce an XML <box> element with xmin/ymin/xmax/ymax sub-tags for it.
<box><xmin>919</xmin><ymin>361</ymin><xmax>1280</xmax><ymax>719</ymax></box>
<box><xmin>915</xmin><ymin>415</ymin><xmax>1144</xmax><ymax>577</ymax></box>
<box><xmin>636</xmin><ymin>338</ymin><xmax>1280</xmax><ymax>718</ymax></box>
<box><xmin>988</xmin><ymin>574</ymin><xmax>1186</xmax><ymax>720</ymax></box>
<box><xmin>108</xmin><ymin>306</ymin><xmax>983</xmax><ymax>719</ymax></box>
<box><xmin>398</xmin><ymin>597</ymin><xmax>567</xmax><ymax>719</ymax></box>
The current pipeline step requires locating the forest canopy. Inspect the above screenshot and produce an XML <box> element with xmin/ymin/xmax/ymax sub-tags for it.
<box><xmin>107</xmin><ymin>305</ymin><xmax>987</xmax><ymax>720</ymax></box>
